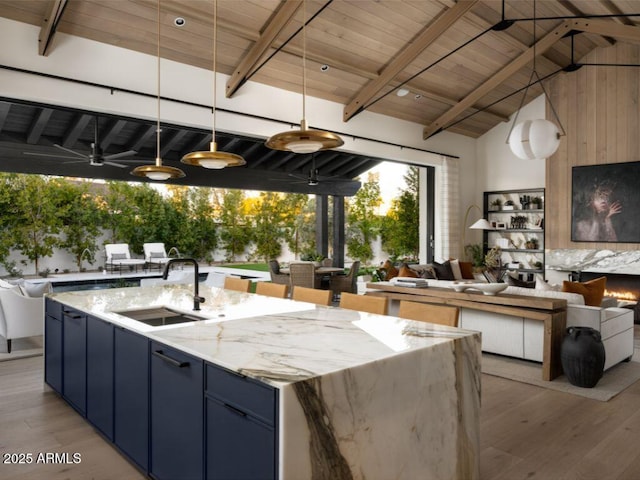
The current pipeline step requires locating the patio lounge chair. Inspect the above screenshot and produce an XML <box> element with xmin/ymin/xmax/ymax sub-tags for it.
<box><xmin>105</xmin><ymin>243</ymin><xmax>146</xmax><ymax>274</ymax></box>
<box><xmin>143</xmin><ymin>242</ymin><xmax>171</xmax><ymax>271</ymax></box>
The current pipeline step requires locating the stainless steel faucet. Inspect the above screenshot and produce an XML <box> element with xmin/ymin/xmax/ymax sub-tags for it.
<box><xmin>162</xmin><ymin>258</ymin><xmax>205</xmax><ymax>311</ymax></box>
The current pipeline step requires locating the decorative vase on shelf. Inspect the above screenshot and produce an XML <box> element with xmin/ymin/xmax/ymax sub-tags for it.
<box><xmin>561</xmin><ymin>327</ymin><xmax>605</xmax><ymax>388</ymax></box>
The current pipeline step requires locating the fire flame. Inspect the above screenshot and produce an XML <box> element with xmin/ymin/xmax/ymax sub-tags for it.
<box><xmin>604</xmin><ymin>289</ymin><xmax>638</xmax><ymax>301</ymax></box>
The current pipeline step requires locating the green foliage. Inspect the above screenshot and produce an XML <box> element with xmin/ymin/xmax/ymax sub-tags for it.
<box><xmin>465</xmin><ymin>244</ymin><xmax>485</xmax><ymax>267</ymax></box>
<box><xmin>54</xmin><ymin>179</ymin><xmax>102</xmax><ymax>269</ymax></box>
<box><xmin>346</xmin><ymin>173</ymin><xmax>382</xmax><ymax>263</ymax></box>
<box><xmin>1</xmin><ymin>174</ymin><xmax>62</xmax><ymax>273</ymax></box>
<box><xmin>249</xmin><ymin>192</ymin><xmax>288</xmax><ymax>262</ymax></box>
<box><xmin>216</xmin><ymin>189</ymin><xmax>253</xmax><ymax>262</ymax></box>
<box><xmin>380</xmin><ymin>166</ymin><xmax>419</xmax><ymax>260</ymax></box>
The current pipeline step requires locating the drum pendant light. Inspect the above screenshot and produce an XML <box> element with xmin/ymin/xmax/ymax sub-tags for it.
<box><xmin>181</xmin><ymin>0</ymin><xmax>245</xmax><ymax>169</ymax></box>
<box><xmin>132</xmin><ymin>0</ymin><xmax>185</xmax><ymax>181</ymax></box>
<box><xmin>265</xmin><ymin>0</ymin><xmax>343</xmax><ymax>154</ymax></box>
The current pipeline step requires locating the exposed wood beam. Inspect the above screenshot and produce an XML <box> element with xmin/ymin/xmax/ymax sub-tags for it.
<box><xmin>343</xmin><ymin>0</ymin><xmax>479</xmax><ymax>122</ymax></box>
<box><xmin>61</xmin><ymin>114</ymin><xmax>91</xmax><ymax>148</ymax></box>
<box><xmin>226</xmin><ymin>0</ymin><xmax>302</xmax><ymax>97</ymax></box>
<box><xmin>570</xmin><ymin>18</ymin><xmax>640</xmax><ymax>44</ymax></box>
<box><xmin>38</xmin><ymin>0</ymin><xmax>67</xmax><ymax>56</ymax></box>
<box><xmin>160</xmin><ymin>129</ymin><xmax>188</xmax><ymax>157</ymax></box>
<box><xmin>26</xmin><ymin>108</ymin><xmax>53</xmax><ymax>144</ymax></box>
<box><xmin>0</xmin><ymin>102</ymin><xmax>11</xmax><ymax>132</ymax></box>
<box><xmin>128</xmin><ymin>125</ymin><xmax>156</xmax><ymax>153</ymax></box>
<box><xmin>423</xmin><ymin>20</ymin><xmax>573</xmax><ymax>139</ymax></box>
<box><xmin>100</xmin><ymin>119</ymin><xmax>127</xmax><ymax>150</ymax></box>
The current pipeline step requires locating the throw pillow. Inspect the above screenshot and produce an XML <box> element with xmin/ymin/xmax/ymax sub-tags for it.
<box><xmin>562</xmin><ymin>276</ymin><xmax>607</xmax><ymax>307</ymax></box>
<box><xmin>449</xmin><ymin>259</ymin><xmax>463</xmax><ymax>280</ymax></box>
<box><xmin>20</xmin><ymin>281</ymin><xmax>52</xmax><ymax>298</ymax></box>
<box><xmin>150</xmin><ymin>251</ymin><xmax>165</xmax><ymax>258</ymax></box>
<box><xmin>398</xmin><ymin>263</ymin><xmax>418</xmax><ymax>278</ymax></box>
<box><xmin>381</xmin><ymin>260</ymin><xmax>399</xmax><ymax>281</ymax></box>
<box><xmin>111</xmin><ymin>253</ymin><xmax>127</xmax><ymax>260</ymax></box>
<box><xmin>535</xmin><ymin>280</ymin><xmax>561</xmax><ymax>291</ymax></box>
<box><xmin>419</xmin><ymin>265</ymin><xmax>437</xmax><ymax>279</ymax></box>
<box><xmin>432</xmin><ymin>260</ymin><xmax>455</xmax><ymax>281</ymax></box>
<box><xmin>505</xmin><ymin>273</ymin><xmax>535</xmax><ymax>289</ymax></box>
<box><xmin>459</xmin><ymin>261</ymin><xmax>475</xmax><ymax>280</ymax></box>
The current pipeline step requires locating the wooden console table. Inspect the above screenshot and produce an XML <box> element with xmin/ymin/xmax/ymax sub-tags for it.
<box><xmin>365</xmin><ymin>282</ymin><xmax>567</xmax><ymax>381</ymax></box>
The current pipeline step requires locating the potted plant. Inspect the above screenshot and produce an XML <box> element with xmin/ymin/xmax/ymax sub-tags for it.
<box><xmin>502</xmin><ymin>200</ymin><xmax>515</xmax><ymax>211</ymax></box>
<box><xmin>525</xmin><ymin>238</ymin><xmax>539</xmax><ymax>249</ymax></box>
<box><xmin>490</xmin><ymin>198</ymin><xmax>502</xmax><ymax>211</ymax></box>
<box><xmin>531</xmin><ymin>196</ymin><xmax>543</xmax><ymax>209</ymax></box>
<box><xmin>465</xmin><ymin>244</ymin><xmax>485</xmax><ymax>271</ymax></box>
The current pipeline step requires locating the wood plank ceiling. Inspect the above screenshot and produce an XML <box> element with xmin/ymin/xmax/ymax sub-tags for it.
<box><xmin>0</xmin><ymin>0</ymin><xmax>639</xmax><ymax>192</ymax></box>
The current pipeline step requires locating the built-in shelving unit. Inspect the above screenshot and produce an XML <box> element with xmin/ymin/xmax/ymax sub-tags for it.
<box><xmin>482</xmin><ymin>188</ymin><xmax>545</xmax><ymax>281</ymax></box>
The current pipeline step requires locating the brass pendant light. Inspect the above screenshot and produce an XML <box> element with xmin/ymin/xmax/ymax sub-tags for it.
<box><xmin>265</xmin><ymin>0</ymin><xmax>343</xmax><ymax>154</ymax></box>
<box><xmin>181</xmin><ymin>0</ymin><xmax>245</xmax><ymax>169</ymax></box>
<box><xmin>132</xmin><ymin>0</ymin><xmax>185</xmax><ymax>181</ymax></box>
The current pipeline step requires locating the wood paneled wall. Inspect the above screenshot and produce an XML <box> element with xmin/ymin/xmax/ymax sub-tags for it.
<box><xmin>546</xmin><ymin>41</ymin><xmax>640</xmax><ymax>250</ymax></box>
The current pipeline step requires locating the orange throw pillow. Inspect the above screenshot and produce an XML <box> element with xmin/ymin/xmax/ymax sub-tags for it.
<box><xmin>398</xmin><ymin>263</ymin><xmax>418</xmax><ymax>278</ymax></box>
<box><xmin>562</xmin><ymin>276</ymin><xmax>607</xmax><ymax>307</ymax></box>
<box><xmin>459</xmin><ymin>261</ymin><xmax>475</xmax><ymax>280</ymax></box>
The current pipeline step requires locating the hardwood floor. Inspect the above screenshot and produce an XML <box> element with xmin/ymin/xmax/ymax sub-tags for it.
<box><xmin>0</xmin><ymin>357</ymin><xmax>144</xmax><ymax>480</ymax></box>
<box><xmin>2</xmin><ymin>356</ymin><xmax>640</xmax><ymax>479</ymax></box>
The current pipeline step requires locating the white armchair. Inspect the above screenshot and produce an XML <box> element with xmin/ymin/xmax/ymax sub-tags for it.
<box><xmin>143</xmin><ymin>242</ymin><xmax>171</xmax><ymax>271</ymax></box>
<box><xmin>0</xmin><ymin>287</ymin><xmax>44</xmax><ymax>353</ymax></box>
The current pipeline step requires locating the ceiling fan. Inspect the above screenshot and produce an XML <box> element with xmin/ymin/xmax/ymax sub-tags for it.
<box><xmin>24</xmin><ymin>116</ymin><xmax>139</xmax><ymax>168</ymax></box>
<box><xmin>286</xmin><ymin>154</ymin><xmax>353</xmax><ymax>186</ymax></box>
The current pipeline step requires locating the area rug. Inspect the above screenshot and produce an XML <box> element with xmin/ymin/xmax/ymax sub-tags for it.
<box><xmin>482</xmin><ymin>353</ymin><xmax>640</xmax><ymax>402</ymax></box>
<box><xmin>0</xmin><ymin>335</ymin><xmax>43</xmax><ymax>362</ymax></box>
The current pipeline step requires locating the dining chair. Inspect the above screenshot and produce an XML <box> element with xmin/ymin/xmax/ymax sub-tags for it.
<box><xmin>268</xmin><ymin>259</ymin><xmax>290</xmax><ymax>286</ymax></box>
<box><xmin>339</xmin><ymin>292</ymin><xmax>388</xmax><ymax>315</ymax></box>
<box><xmin>291</xmin><ymin>286</ymin><xmax>332</xmax><ymax>306</ymax></box>
<box><xmin>329</xmin><ymin>261</ymin><xmax>360</xmax><ymax>299</ymax></box>
<box><xmin>289</xmin><ymin>262</ymin><xmax>322</xmax><ymax>289</ymax></box>
<box><xmin>223</xmin><ymin>277</ymin><xmax>251</xmax><ymax>293</ymax></box>
<box><xmin>255</xmin><ymin>282</ymin><xmax>289</xmax><ymax>299</ymax></box>
<box><xmin>397</xmin><ymin>300</ymin><xmax>459</xmax><ymax>327</ymax></box>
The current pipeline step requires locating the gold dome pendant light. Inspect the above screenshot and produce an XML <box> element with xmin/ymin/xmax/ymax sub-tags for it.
<box><xmin>265</xmin><ymin>0</ymin><xmax>343</xmax><ymax>153</ymax></box>
<box><xmin>132</xmin><ymin>0</ymin><xmax>185</xmax><ymax>181</ymax></box>
<box><xmin>181</xmin><ymin>0</ymin><xmax>245</xmax><ymax>169</ymax></box>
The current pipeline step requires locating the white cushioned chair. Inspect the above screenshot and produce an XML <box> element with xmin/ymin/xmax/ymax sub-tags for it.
<box><xmin>0</xmin><ymin>282</ymin><xmax>45</xmax><ymax>353</ymax></box>
<box><xmin>105</xmin><ymin>243</ymin><xmax>146</xmax><ymax>273</ymax></box>
<box><xmin>143</xmin><ymin>242</ymin><xmax>171</xmax><ymax>271</ymax></box>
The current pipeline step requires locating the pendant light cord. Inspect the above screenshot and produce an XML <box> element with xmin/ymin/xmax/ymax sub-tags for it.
<box><xmin>156</xmin><ymin>0</ymin><xmax>161</xmax><ymax>165</ymax></box>
<box><xmin>301</xmin><ymin>0</ymin><xmax>307</xmax><ymax>124</ymax></box>
<box><xmin>212</xmin><ymin>0</ymin><xmax>217</xmax><ymax>137</ymax></box>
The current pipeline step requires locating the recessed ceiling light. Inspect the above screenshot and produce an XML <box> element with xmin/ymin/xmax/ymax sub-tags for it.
<box><xmin>396</xmin><ymin>88</ymin><xmax>410</xmax><ymax>97</ymax></box>
<box><xmin>414</xmin><ymin>94</ymin><xmax>422</xmax><ymax>100</ymax></box>
<box><xmin>320</xmin><ymin>64</ymin><xmax>329</xmax><ymax>72</ymax></box>
<box><xmin>174</xmin><ymin>17</ymin><xmax>186</xmax><ymax>27</ymax></box>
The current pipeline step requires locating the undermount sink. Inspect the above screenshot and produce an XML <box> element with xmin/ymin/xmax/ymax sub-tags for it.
<box><xmin>114</xmin><ymin>307</ymin><xmax>207</xmax><ymax>327</ymax></box>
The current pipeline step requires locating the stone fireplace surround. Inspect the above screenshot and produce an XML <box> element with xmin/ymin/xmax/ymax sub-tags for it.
<box><xmin>546</xmin><ymin>249</ymin><xmax>640</xmax><ymax>322</ymax></box>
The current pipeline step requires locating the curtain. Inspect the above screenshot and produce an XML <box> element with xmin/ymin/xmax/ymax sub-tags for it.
<box><xmin>438</xmin><ymin>156</ymin><xmax>459</xmax><ymax>260</ymax></box>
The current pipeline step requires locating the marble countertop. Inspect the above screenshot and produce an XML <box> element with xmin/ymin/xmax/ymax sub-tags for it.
<box><xmin>48</xmin><ymin>284</ymin><xmax>477</xmax><ymax>388</ymax></box>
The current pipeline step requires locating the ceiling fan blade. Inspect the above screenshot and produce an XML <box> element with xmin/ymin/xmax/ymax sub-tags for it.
<box><xmin>104</xmin><ymin>161</ymin><xmax>129</xmax><ymax>168</ymax></box>
<box><xmin>104</xmin><ymin>150</ymin><xmax>137</xmax><ymax>161</ymax></box>
<box><xmin>54</xmin><ymin>144</ymin><xmax>88</xmax><ymax>159</ymax></box>
<box><xmin>23</xmin><ymin>152</ymin><xmax>86</xmax><ymax>160</ymax></box>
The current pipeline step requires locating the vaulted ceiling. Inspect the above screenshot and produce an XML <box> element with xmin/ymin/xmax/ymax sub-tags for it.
<box><xmin>0</xmin><ymin>0</ymin><xmax>639</xmax><ymax>192</ymax></box>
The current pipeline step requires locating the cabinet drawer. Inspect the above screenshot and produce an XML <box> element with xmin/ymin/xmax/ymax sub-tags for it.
<box><xmin>205</xmin><ymin>363</ymin><xmax>275</xmax><ymax>426</ymax></box>
<box><xmin>45</xmin><ymin>298</ymin><xmax>62</xmax><ymax>321</ymax></box>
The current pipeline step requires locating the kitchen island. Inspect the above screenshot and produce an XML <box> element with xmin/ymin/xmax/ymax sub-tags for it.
<box><xmin>45</xmin><ymin>283</ymin><xmax>481</xmax><ymax>480</ymax></box>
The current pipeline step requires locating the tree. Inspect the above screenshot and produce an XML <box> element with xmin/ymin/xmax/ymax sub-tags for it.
<box><xmin>381</xmin><ymin>166</ymin><xmax>419</xmax><ymax>260</ymax></box>
<box><xmin>346</xmin><ymin>173</ymin><xmax>382</xmax><ymax>263</ymax></box>
<box><xmin>4</xmin><ymin>174</ymin><xmax>62</xmax><ymax>273</ymax></box>
<box><xmin>280</xmin><ymin>193</ymin><xmax>312</xmax><ymax>259</ymax></box>
<box><xmin>216</xmin><ymin>189</ymin><xmax>253</xmax><ymax>262</ymax></box>
<box><xmin>249</xmin><ymin>192</ymin><xmax>290</xmax><ymax>262</ymax></box>
<box><xmin>55</xmin><ymin>179</ymin><xmax>103</xmax><ymax>270</ymax></box>
<box><xmin>183</xmin><ymin>187</ymin><xmax>218</xmax><ymax>262</ymax></box>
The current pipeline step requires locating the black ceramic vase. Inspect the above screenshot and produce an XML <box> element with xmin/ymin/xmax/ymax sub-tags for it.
<box><xmin>561</xmin><ymin>326</ymin><xmax>606</xmax><ymax>388</ymax></box>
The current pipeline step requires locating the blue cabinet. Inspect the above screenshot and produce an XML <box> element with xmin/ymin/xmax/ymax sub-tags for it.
<box><xmin>62</xmin><ymin>307</ymin><xmax>87</xmax><ymax>414</ymax></box>
<box><xmin>205</xmin><ymin>363</ymin><xmax>277</xmax><ymax>480</ymax></box>
<box><xmin>150</xmin><ymin>341</ymin><xmax>204</xmax><ymax>480</ymax></box>
<box><xmin>44</xmin><ymin>298</ymin><xmax>63</xmax><ymax>394</ymax></box>
<box><xmin>86</xmin><ymin>315</ymin><xmax>114</xmax><ymax>440</ymax></box>
<box><xmin>114</xmin><ymin>327</ymin><xmax>149</xmax><ymax>471</ymax></box>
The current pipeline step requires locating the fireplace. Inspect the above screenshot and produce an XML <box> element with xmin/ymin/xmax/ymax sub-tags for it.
<box><xmin>573</xmin><ymin>271</ymin><xmax>640</xmax><ymax>303</ymax></box>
